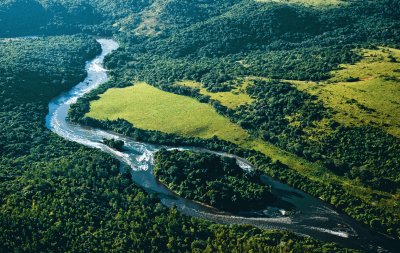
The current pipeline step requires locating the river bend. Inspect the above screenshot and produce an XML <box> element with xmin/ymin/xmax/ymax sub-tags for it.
<box><xmin>46</xmin><ymin>39</ymin><xmax>398</xmax><ymax>252</ymax></box>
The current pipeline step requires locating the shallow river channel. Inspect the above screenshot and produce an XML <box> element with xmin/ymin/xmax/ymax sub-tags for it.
<box><xmin>46</xmin><ymin>39</ymin><xmax>399</xmax><ymax>252</ymax></box>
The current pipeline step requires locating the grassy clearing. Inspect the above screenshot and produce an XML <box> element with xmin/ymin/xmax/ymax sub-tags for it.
<box><xmin>87</xmin><ymin>82</ymin><xmax>250</xmax><ymax>143</ymax></box>
<box><xmin>87</xmin><ymin>81</ymin><xmax>399</xmax><ymax>215</ymax></box>
<box><xmin>291</xmin><ymin>47</ymin><xmax>400</xmax><ymax>137</ymax></box>
<box><xmin>176</xmin><ymin>80</ymin><xmax>253</xmax><ymax>109</ymax></box>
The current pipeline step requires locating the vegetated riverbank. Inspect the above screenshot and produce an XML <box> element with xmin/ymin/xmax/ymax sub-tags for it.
<box><xmin>1</xmin><ymin>0</ymin><xmax>399</xmax><ymax>251</ymax></box>
<box><xmin>86</xmin><ymin>82</ymin><xmax>249</xmax><ymax>142</ymax></box>
<box><xmin>54</xmin><ymin>39</ymin><xmax>399</xmax><ymax>252</ymax></box>
<box><xmin>153</xmin><ymin>149</ymin><xmax>276</xmax><ymax>212</ymax></box>
<box><xmin>3</xmin><ymin>36</ymin><xmax>330</xmax><ymax>253</ymax></box>
<box><xmin>44</xmin><ymin>38</ymin><xmax>371</xmax><ymax>252</ymax></box>
<box><xmin>2</xmin><ymin>0</ymin><xmax>399</xmax><ymax>241</ymax></box>
<box><xmin>82</xmin><ymin>0</ymin><xmax>400</xmax><ymax>241</ymax></box>
<box><xmin>72</xmin><ymin>77</ymin><xmax>400</xmax><ymax>242</ymax></box>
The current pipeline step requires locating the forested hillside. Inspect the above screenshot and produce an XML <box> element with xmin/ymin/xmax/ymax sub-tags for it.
<box><xmin>70</xmin><ymin>0</ymin><xmax>400</xmax><ymax>239</ymax></box>
<box><xmin>0</xmin><ymin>0</ymin><xmax>399</xmax><ymax>251</ymax></box>
<box><xmin>0</xmin><ymin>35</ymin><xmax>355</xmax><ymax>253</ymax></box>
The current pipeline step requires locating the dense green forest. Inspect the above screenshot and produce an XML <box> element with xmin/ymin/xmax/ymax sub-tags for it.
<box><xmin>0</xmin><ymin>0</ymin><xmax>148</xmax><ymax>36</ymax></box>
<box><xmin>229</xmin><ymin>79</ymin><xmax>400</xmax><ymax>193</ymax></box>
<box><xmin>69</xmin><ymin>108</ymin><xmax>400</xmax><ymax>240</ymax></box>
<box><xmin>0</xmin><ymin>33</ymin><xmax>355</xmax><ymax>252</ymax></box>
<box><xmin>65</xmin><ymin>0</ymin><xmax>400</xmax><ymax>240</ymax></box>
<box><xmin>105</xmin><ymin>0</ymin><xmax>399</xmax><ymax>87</ymax></box>
<box><xmin>154</xmin><ymin>149</ymin><xmax>276</xmax><ymax>212</ymax></box>
<box><xmin>1</xmin><ymin>0</ymin><xmax>400</xmax><ymax>251</ymax></box>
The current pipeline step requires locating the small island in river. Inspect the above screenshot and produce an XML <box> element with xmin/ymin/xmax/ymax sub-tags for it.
<box><xmin>154</xmin><ymin>149</ymin><xmax>276</xmax><ymax>212</ymax></box>
<box><xmin>102</xmin><ymin>138</ymin><xmax>125</xmax><ymax>151</ymax></box>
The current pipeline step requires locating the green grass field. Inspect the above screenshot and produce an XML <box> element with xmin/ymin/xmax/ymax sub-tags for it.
<box><xmin>291</xmin><ymin>47</ymin><xmax>400</xmax><ymax>137</ymax></box>
<box><xmin>87</xmin><ymin>81</ymin><xmax>399</xmax><ymax>215</ymax></box>
<box><xmin>176</xmin><ymin>80</ymin><xmax>253</xmax><ymax>109</ymax></box>
<box><xmin>87</xmin><ymin>82</ymin><xmax>250</xmax><ymax>143</ymax></box>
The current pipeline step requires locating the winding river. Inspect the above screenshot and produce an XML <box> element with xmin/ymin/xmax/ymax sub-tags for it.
<box><xmin>46</xmin><ymin>39</ymin><xmax>399</xmax><ymax>252</ymax></box>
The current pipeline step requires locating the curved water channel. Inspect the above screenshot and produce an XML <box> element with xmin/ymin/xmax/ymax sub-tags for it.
<box><xmin>46</xmin><ymin>39</ymin><xmax>398</xmax><ymax>252</ymax></box>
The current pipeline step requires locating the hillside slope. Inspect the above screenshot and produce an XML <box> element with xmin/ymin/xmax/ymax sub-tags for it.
<box><xmin>1</xmin><ymin>0</ymin><xmax>399</xmax><ymax>246</ymax></box>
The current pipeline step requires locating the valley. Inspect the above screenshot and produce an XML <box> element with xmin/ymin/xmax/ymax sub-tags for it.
<box><xmin>0</xmin><ymin>0</ymin><xmax>399</xmax><ymax>252</ymax></box>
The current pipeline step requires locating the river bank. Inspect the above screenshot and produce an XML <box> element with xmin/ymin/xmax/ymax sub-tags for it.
<box><xmin>46</xmin><ymin>38</ymin><xmax>399</xmax><ymax>252</ymax></box>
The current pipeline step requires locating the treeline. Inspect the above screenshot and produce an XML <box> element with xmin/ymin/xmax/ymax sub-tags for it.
<box><xmin>228</xmin><ymin>80</ymin><xmax>400</xmax><ymax>193</ymax></box>
<box><xmin>69</xmin><ymin>100</ymin><xmax>400</xmax><ymax>239</ymax></box>
<box><xmin>65</xmin><ymin>0</ymin><xmax>400</xmax><ymax>240</ymax></box>
<box><xmin>106</xmin><ymin>0</ymin><xmax>400</xmax><ymax>91</ymax></box>
<box><xmin>2</xmin><ymin>0</ymin><xmax>399</xmax><ymax>244</ymax></box>
<box><xmin>0</xmin><ymin>36</ymin><xmax>356</xmax><ymax>252</ymax></box>
<box><xmin>154</xmin><ymin>149</ymin><xmax>276</xmax><ymax>212</ymax></box>
<box><xmin>104</xmin><ymin>44</ymin><xmax>362</xmax><ymax>93</ymax></box>
<box><xmin>3</xmin><ymin>0</ymin><xmax>398</xmax><ymax>87</ymax></box>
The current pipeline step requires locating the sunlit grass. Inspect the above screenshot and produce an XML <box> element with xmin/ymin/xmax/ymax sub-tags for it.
<box><xmin>87</xmin><ymin>81</ymin><xmax>399</xmax><ymax>215</ymax></box>
<box><xmin>87</xmin><ymin>82</ymin><xmax>250</xmax><ymax>142</ymax></box>
<box><xmin>176</xmin><ymin>79</ymin><xmax>254</xmax><ymax>109</ymax></box>
<box><xmin>291</xmin><ymin>47</ymin><xmax>400</xmax><ymax>137</ymax></box>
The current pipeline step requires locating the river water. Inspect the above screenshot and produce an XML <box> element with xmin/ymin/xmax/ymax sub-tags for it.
<box><xmin>46</xmin><ymin>39</ymin><xmax>399</xmax><ymax>252</ymax></box>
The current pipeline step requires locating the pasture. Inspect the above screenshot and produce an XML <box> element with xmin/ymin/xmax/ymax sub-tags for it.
<box><xmin>292</xmin><ymin>47</ymin><xmax>400</xmax><ymax>137</ymax></box>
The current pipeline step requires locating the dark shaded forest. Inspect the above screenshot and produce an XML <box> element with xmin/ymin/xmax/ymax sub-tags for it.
<box><xmin>154</xmin><ymin>149</ymin><xmax>276</xmax><ymax>212</ymax></box>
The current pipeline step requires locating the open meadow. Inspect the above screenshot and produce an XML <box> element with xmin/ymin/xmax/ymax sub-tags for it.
<box><xmin>87</xmin><ymin>82</ymin><xmax>250</xmax><ymax>143</ymax></box>
<box><xmin>87</xmin><ymin>81</ymin><xmax>399</xmax><ymax>218</ymax></box>
<box><xmin>176</xmin><ymin>80</ymin><xmax>253</xmax><ymax>109</ymax></box>
<box><xmin>291</xmin><ymin>47</ymin><xmax>400</xmax><ymax>137</ymax></box>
